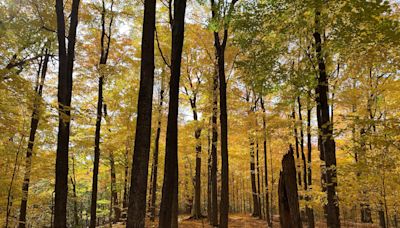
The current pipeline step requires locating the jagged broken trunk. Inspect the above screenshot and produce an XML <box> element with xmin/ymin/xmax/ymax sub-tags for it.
<box><xmin>278</xmin><ymin>146</ymin><xmax>302</xmax><ymax>228</ymax></box>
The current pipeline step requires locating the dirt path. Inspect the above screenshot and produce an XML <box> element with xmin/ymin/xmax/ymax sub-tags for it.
<box><xmin>109</xmin><ymin>214</ymin><xmax>380</xmax><ymax>228</ymax></box>
<box><xmin>111</xmin><ymin>214</ymin><xmax>268</xmax><ymax>228</ymax></box>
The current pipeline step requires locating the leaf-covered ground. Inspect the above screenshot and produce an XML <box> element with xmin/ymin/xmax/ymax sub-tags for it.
<box><xmin>109</xmin><ymin>214</ymin><xmax>380</xmax><ymax>228</ymax></box>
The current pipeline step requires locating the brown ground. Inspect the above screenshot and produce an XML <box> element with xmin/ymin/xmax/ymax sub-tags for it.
<box><xmin>109</xmin><ymin>214</ymin><xmax>380</xmax><ymax>228</ymax></box>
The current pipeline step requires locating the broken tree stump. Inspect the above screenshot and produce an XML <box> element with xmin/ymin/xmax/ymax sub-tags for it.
<box><xmin>279</xmin><ymin>145</ymin><xmax>302</xmax><ymax>228</ymax></box>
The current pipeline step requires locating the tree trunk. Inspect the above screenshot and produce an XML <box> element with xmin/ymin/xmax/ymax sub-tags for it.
<box><xmin>207</xmin><ymin>121</ymin><xmax>212</xmax><ymax>222</ymax></box>
<box><xmin>71</xmin><ymin>153</ymin><xmax>79</xmax><ymax>227</ymax></box>
<box><xmin>278</xmin><ymin>146</ymin><xmax>302</xmax><ymax>228</ymax></box>
<box><xmin>210</xmin><ymin>1</ymin><xmax>238</xmax><ymax>226</ymax></box>
<box><xmin>306</xmin><ymin>104</ymin><xmax>315</xmax><ymax>228</ymax></box>
<box><xmin>109</xmin><ymin>150</ymin><xmax>120</xmax><ymax>223</ymax></box>
<box><xmin>260</xmin><ymin>97</ymin><xmax>272</xmax><ymax>226</ymax></box>
<box><xmin>210</xmin><ymin>68</ymin><xmax>219</xmax><ymax>226</ymax></box>
<box><xmin>126</xmin><ymin>0</ymin><xmax>156</xmax><ymax>226</ymax></box>
<box><xmin>256</xmin><ymin>138</ymin><xmax>262</xmax><ymax>218</ymax></box>
<box><xmin>217</xmin><ymin>43</ymin><xmax>229</xmax><ymax>228</ymax></box>
<box><xmin>54</xmin><ymin>0</ymin><xmax>80</xmax><ymax>227</ymax></box>
<box><xmin>89</xmin><ymin>72</ymin><xmax>104</xmax><ymax>228</ymax></box>
<box><xmin>292</xmin><ymin>107</ymin><xmax>302</xmax><ymax>187</ymax></box>
<box><xmin>379</xmin><ymin>208</ymin><xmax>386</xmax><ymax>228</ymax></box>
<box><xmin>249</xmin><ymin>136</ymin><xmax>260</xmax><ymax>217</ymax></box>
<box><xmin>191</xmin><ymin>99</ymin><xmax>203</xmax><ymax>218</ymax></box>
<box><xmin>5</xmin><ymin>135</ymin><xmax>25</xmax><ymax>228</ymax></box>
<box><xmin>18</xmin><ymin>51</ymin><xmax>49</xmax><ymax>228</ymax></box>
<box><xmin>298</xmin><ymin>97</ymin><xmax>307</xmax><ymax>191</ymax></box>
<box><xmin>158</xmin><ymin>0</ymin><xmax>187</xmax><ymax>227</ymax></box>
<box><xmin>313</xmin><ymin>6</ymin><xmax>340</xmax><ymax>227</ymax></box>
<box><xmin>123</xmin><ymin>138</ymin><xmax>129</xmax><ymax>209</ymax></box>
<box><xmin>149</xmin><ymin>78</ymin><xmax>164</xmax><ymax>221</ymax></box>
<box><xmin>90</xmin><ymin>0</ymin><xmax>114</xmax><ymax>223</ymax></box>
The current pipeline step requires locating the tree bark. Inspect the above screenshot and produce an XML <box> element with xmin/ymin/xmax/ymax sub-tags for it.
<box><xmin>109</xmin><ymin>150</ymin><xmax>120</xmax><ymax>223</ymax></box>
<box><xmin>313</xmin><ymin>6</ymin><xmax>340</xmax><ymax>227</ymax></box>
<box><xmin>210</xmin><ymin>1</ymin><xmax>238</xmax><ymax>226</ymax></box>
<box><xmin>260</xmin><ymin>97</ymin><xmax>272</xmax><ymax>226</ymax></box>
<box><xmin>123</xmin><ymin>138</ymin><xmax>129</xmax><ymax>209</ymax></box>
<box><xmin>71</xmin><ymin>153</ymin><xmax>79</xmax><ymax>227</ymax></box>
<box><xmin>249</xmin><ymin>136</ymin><xmax>260</xmax><ymax>217</ymax></box>
<box><xmin>18</xmin><ymin>51</ymin><xmax>49</xmax><ymax>228</ymax></box>
<box><xmin>5</xmin><ymin>135</ymin><xmax>25</xmax><ymax>228</ymax></box>
<box><xmin>126</xmin><ymin>0</ymin><xmax>156</xmax><ymax>226</ymax></box>
<box><xmin>292</xmin><ymin>107</ymin><xmax>302</xmax><ymax>187</ymax></box>
<box><xmin>54</xmin><ymin>0</ymin><xmax>80</xmax><ymax>227</ymax></box>
<box><xmin>278</xmin><ymin>146</ymin><xmax>302</xmax><ymax>228</ymax></box>
<box><xmin>298</xmin><ymin>97</ymin><xmax>307</xmax><ymax>191</ymax></box>
<box><xmin>210</xmin><ymin>67</ymin><xmax>219</xmax><ymax>226</ymax></box>
<box><xmin>90</xmin><ymin>1</ymin><xmax>114</xmax><ymax>226</ymax></box>
<box><xmin>158</xmin><ymin>0</ymin><xmax>187</xmax><ymax>227</ymax></box>
<box><xmin>256</xmin><ymin>138</ymin><xmax>262</xmax><ymax>218</ymax></box>
<box><xmin>306</xmin><ymin>102</ymin><xmax>315</xmax><ymax>228</ymax></box>
<box><xmin>190</xmin><ymin>96</ymin><xmax>203</xmax><ymax>218</ymax></box>
<box><xmin>149</xmin><ymin>77</ymin><xmax>165</xmax><ymax>221</ymax></box>
<box><xmin>207</xmin><ymin>119</ymin><xmax>213</xmax><ymax>223</ymax></box>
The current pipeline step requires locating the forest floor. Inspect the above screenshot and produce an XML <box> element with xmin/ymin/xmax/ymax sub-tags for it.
<box><xmin>109</xmin><ymin>214</ymin><xmax>380</xmax><ymax>228</ymax></box>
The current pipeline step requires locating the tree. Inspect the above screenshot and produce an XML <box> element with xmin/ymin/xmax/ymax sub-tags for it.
<box><xmin>182</xmin><ymin>60</ymin><xmax>204</xmax><ymax>219</ymax></box>
<box><xmin>126</xmin><ymin>0</ymin><xmax>156</xmax><ymax>226</ymax></box>
<box><xmin>54</xmin><ymin>0</ymin><xmax>80</xmax><ymax>226</ymax></box>
<box><xmin>89</xmin><ymin>1</ymin><xmax>114</xmax><ymax>227</ymax></box>
<box><xmin>313</xmin><ymin>3</ymin><xmax>340</xmax><ymax>226</ymax></box>
<box><xmin>278</xmin><ymin>146</ymin><xmax>302</xmax><ymax>228</ymax></box>
<box><xmin>18</xmin><ymin>49</ymin><xmax>50</xmax><ymax>228</ymax></box>
<box><xmin>260</xmin><ymin>97</ymin><xmax>272</xmax><ymax>225</ymax></box>
<box><xmin>149</xmin><ymin>71</ymin><xmax>165</xmax><ymax>221</ymax></box>
<box><xmin>159</xmin><ymin>0</ymin><xmax>187</xmax><ymax>226</ymax></box>
<box><xmin>210</xmin><ymin>0</ymin><xmax>238</xmax><ymax>226</ymax></box>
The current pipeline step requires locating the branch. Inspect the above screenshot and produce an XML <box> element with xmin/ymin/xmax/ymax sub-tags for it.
<box><xmin>155</xmin><ymin>27</ymin><xmax>171</xmax><ymax>68</ymax></box>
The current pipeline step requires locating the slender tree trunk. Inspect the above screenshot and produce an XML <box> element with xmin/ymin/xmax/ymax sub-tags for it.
<box><xmin>313</xmin><ymin>6</ymin><xmax>340</xmax><ymax>227</ymax></box>
<box><xmin>359</xmin><ymin>128</ymin><xmax>372</xmax><ymax>223</ymax></box>
<box><xmin>210</xmin><ymin>1</ymin><xmax>238</xmax><ymax>226</ymax></box>
<box><xmin>126</xmin><ymin>0</ymin><xmax>156</xmax><ymax>226</ymax></box>
<box><xmin>379</xmin><ymin>205</ymin><xmax>386</xmax><ymax>228</ymax></box>
<box><xmin>306</xmin><ymin>103</ymin><xmax>315</xmax><ymax>228</ymax></box>
<box><xmin>5</xmin><ymin>135</ymin><xmax>25</xmax><ymax>228</ymax></box>
<box><xmin>256</xmin><ymin>138</ymin><xmax>262</xmax><ymax>217</ymax></box>
<box><xmin>260</xmin><ymin>97</ymin><xmax>272</xmax><ymax>226</ymax></box>
<box><xmin>210</xmin><ymin>68</ymin><xmax>219</xmax><ymax>226</ymax></box>
<box><xmin>89</xmin><ymin>72</ymin><xmax>104</xmax><ymax>228</ymax></box>
<box><xmin>207</xmin><ymin>120</ymin><xmax>212</xmax><ymax>223</ymax></box>
<box><xmin>298</xmin><ymin>97</ymin><xmax>307</xmax><ymax>191</ymax></box>
<box><xmin>18</xmin><ymin>51</ymin><xmax>49</xmax><ymax>228</ymax></box>
<box><xmin>90</xmin><ymin>1</ymin><xmax>114</xmax><ymax>226</ymax></box>
<box><xmin>269</xmin><ymin>143</ymin><xmax>274</xmax><ymax>219</ymax></box>
<box><xmin>190</xmin><ymin>99</ymin><xmax>203</xmax><ymax>218</ymax></box>
<box><xmin>71</xmin><ymin>153</ymin><xmax>79</xmax><ymax>227</ymax></box>
<box><xmin>149</xmin><ymin>79</ymin><xmax>164</xmax><ymax>221</ymax></box>
<box><xmin>123</xmin><ymin>138</ymin><xmax>129</xmax><ymax>209</ymax></box>
<box><xmin>292</xmin><ymin>107</ymin><xmax>302</xmax><ymax>187</ymax></box>
<box><xmin>249</xmin><ymin>135</ymin><xmax>260</xmax><ymax>217</ymax></box>
<box><xmin>109</xmin><ymin>150</ymin><xmax>120</xmax><ymax>222</ymax></box>
<box><xmin>159</xmin><ymin>1</ymin><xmax>187</xmax><ymax>227</ymax></box>
<box><xmin>54</xmin><ymin>0</ymin><xmax>80</xmax><ymax>227</ymax></box>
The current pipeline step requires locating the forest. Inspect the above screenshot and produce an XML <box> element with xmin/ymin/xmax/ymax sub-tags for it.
<box><xmin>1</xmin><ymin>0</ymin><xmax>400</xmax><ymax>227</ymax></box>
